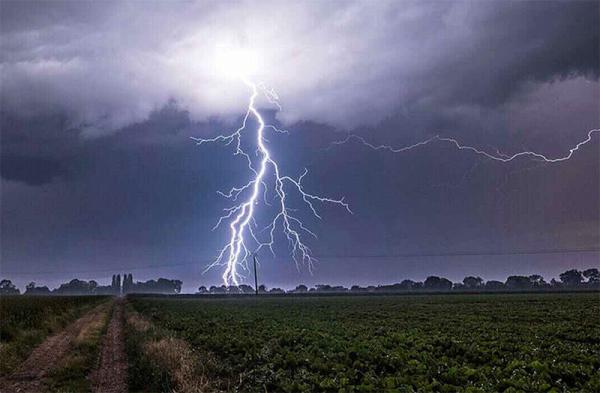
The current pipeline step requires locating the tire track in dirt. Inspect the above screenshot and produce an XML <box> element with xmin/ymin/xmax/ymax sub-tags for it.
<box><xmin>90</xmin><ymin>299</ymin><xmax>127</xmax><ymax>393</ymax></box>
<box><xmin>0</xmin><ymin>302</ymin><xmax>111</xmax><ymax>393</ymax></box>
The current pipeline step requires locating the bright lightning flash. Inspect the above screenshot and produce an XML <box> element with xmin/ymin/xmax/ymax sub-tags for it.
<box><xmin>333</xmin><ymin>129</ymin><xmax>599</xmax><ymax>163</ymax></box>
<box><xmin>193</xmin><ymin>75</ymin><xmax>351</xmax><ymax>286</ymax></box>
<box><xmin>198</xmin><ymin>49</ymin><xmax>597</xmax><ymax>286</ymax></box>
<box><xmin>214</xmin><ymin>48</ymin><xmax>259</xmax><ymax>80</ymax></box>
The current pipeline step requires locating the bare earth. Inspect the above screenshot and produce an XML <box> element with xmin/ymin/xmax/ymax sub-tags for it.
<box><xmin>90</xmin><ymin>299</ymin><xmax>128</xmax><ymax>393</ymax></box>
<box><xmin>0</xmin><ymin>302</ymin><xmax>110</xmax><ymax>393</ymax></box>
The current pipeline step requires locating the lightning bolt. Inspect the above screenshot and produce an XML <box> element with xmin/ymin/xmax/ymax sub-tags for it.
<box><xmin>333</xmin><ymin>129</ymin><xmax>599</xmax><ymax>163</ymax></box>
<box><xmin>195</xmin><ymin>72</ymin><xmax>596</xmax><ymax>287</ymax></box>
<box><xmin>192</xmin><ymin>78</ymin><xmax>352</xmax><ymax>286</ymax></box>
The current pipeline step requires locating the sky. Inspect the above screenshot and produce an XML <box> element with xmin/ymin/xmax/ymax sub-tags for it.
<box><xmin>1</xmin><ymin>0</ymin><xmax>598</xmax><ymax>292</ymax></box>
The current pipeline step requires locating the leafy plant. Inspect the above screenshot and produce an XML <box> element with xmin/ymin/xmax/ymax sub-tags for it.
<box><xmin>129</xmin><ymin>293</ymin><xmax>599</xmax><ymax>392</ymax></box>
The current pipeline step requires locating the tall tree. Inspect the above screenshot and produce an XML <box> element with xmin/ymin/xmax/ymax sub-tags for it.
<box><xmin>463</xmin><ymin>276</ymin><xmax>484</xmax><ymax>289</ymax></box>
<box><xmin>528</xmin><ymin>275</ymin><xmax>547</xmax><ymax>288</ymax></box>
<box><xmin>0</xmin><ymin>279</ymin><xmax>20</xmax><ymax>295</ymax></box>
<box><xmin>424</xmin><ymin>276</ymin><xmax>453</xmax><ymax>291</ymax></box>
<box><xmin>583</xmin><ymin>268</ymin><xmax>599</xmax><ymax>283</ymax></box>
<box><xmin>505</xmin><ymin>276</ymin><xmax>532</xmax><ymax>290</ymax></box>
<box><xmin>559</xmin><ymin>269</ymin><xmax>583</xmax><ymax>287</ymax></box>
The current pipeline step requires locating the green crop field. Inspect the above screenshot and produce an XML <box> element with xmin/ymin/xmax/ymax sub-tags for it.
<box><xmin>127</xmin><ymin>293</ymin><xmax>600</xmax><ymax>393</ymax></box>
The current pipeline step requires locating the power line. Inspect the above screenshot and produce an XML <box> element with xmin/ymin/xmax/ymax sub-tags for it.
<box><xmin>0</xmin><ymin>260</ymin><xmax>213</xmax><ymax>276</ymax></box>
<box><xmin>1</xmin><ymin>247</ymin><xmax>598</xmax><ymax>276</ymax></box>
<box><xmin>313</xmin><ymin>247</ymin><xmax>600</xmax><ymax>259</ymax></box>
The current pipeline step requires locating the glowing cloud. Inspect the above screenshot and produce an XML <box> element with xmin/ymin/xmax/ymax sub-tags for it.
<box><xmin>214</xmin><ymin>47</ymin><xmax>261</xmax><ymax>80</ymax></box>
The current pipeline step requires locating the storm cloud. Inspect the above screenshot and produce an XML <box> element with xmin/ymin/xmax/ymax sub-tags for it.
<box><xmin>1</xmin><ymin>0</ymin><xmax>597</xmax><ymax>130</ymax></box>
<box><xmin>1</xmin><ymin>0</ymin><xmax>598</xmax><ymax>290</ymax></box>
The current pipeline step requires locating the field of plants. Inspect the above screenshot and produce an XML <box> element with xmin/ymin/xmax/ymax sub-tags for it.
<box><xmin>0</xmin><ymin>295</ymin><xmax>108</xmax><ymax>376</ymax></box>
<box><xmin>128</xmin><ymin>293</ymin><xmax>600</xmax><ymax>393</ymax></box>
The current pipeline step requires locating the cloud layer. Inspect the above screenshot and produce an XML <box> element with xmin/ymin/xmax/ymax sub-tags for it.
<box><xmin>2</xmin><ymin>0</ymin><xmax>597</xmax><ymax>133</ymax></box>
<box><xmin>1</xmin><ymin>1</ymin><xmax>598</xmax><ymax>290</ymax></box>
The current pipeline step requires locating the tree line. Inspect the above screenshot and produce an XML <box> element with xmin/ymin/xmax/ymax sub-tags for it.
<box><xmin>196</xmin><ymin>267</ymin><xmax>599</xmax><ymax>295</ymax></box>
<box><xmin>1</xmin><ymin>267</ymin><xmax>598</xmax><ymax>296</ymax></box>
<box><xmin>0</xmin><ymin>273</ymin><xmax>182</xmax><ymax>296</ymax></box>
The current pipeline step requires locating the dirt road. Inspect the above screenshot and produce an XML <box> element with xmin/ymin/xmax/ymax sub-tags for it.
<box><xmin>0</xmin><ymin>299</ymin><xmax>129</xmax><ymax>393</ymax></box>
<box><xmin>90</xmin><ymin>299</ymin><xmax>128</xmax><ymax>393</ymax></box>
<box><xmin>0</xmin><ymin>302</ymin><xmax>110</xmax><ymax>393</ymax></box>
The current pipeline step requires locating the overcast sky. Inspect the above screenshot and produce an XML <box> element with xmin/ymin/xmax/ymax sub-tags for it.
<box><xmin>1</xmin><ymin>0</ymin><xmax>598</xmax><ymax>291</ymax></box>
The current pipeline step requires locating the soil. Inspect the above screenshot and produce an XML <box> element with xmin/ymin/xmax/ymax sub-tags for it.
<box><xmin>90</xmin><ymin>299</ymin><xmax>128</xmax><ymax>393</ymax></box>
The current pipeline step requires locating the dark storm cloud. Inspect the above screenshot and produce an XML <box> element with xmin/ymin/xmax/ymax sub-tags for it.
<box><xmin>0</xmin><ymin>112</ymin><xmax>79</xmax><ymax>184</ymax></box>
<box><xmin>0</xmin><ymin>155</ymin><xmax>65</xmax><ymax>185</ymax></box>
<box><xmin>425</xmin><ymin>1</ymin><xmax>599</xmax><ymax>107</ymax></box>
<box><xmin>1</xmin><ymin>1</ymin><xmax>598</xmax><ymax>290</ymax></box>
<box><xmin>0</xmin><ymin>1</ymin><xmax>598</xmax><ymax>130</ymax></box>
<box><xmin>2</xmin><ymin>105</ymin><xmax>597</xmax><ymax>291</ymax></box>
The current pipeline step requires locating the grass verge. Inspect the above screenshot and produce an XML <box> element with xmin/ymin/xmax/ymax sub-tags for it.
<box><xmin>43</xmin><ymin>301</ymin><xmax>113</xmax><ymax>392</ymax></box>
<box><xmin>125</xmin><ymin>304</ymin><xmax>216</xmax><ymax>393</ymax></box>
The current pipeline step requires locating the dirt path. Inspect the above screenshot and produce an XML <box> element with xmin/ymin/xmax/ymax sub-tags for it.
<box><xmin>90</xmin><ymin>299</ymin><xmax>128</xmax><ymax>393</ymax></box>
<box><xmin>0</xmin><ymin>302</ymin><xmax>110</xmax><ymax>393</ymax></box>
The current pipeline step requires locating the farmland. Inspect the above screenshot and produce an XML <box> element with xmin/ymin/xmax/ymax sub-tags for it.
<box><xmin>1</xmin><ymin>293</ymin><xmax>597</xmax><ymax>392</ymax></box>
<box><xmin>128</xmin><ymin>293</ymin><xmax>600</xmax><ymax>392</ymax></box>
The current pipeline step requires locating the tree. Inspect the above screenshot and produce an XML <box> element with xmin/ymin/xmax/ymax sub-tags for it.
<box><xmin>0</xmin><ymin>279</ymin><xmax>20</xmax><ymax>295</ymax></box>
<box><xmin>111</xmin><ymin>274</ymin><xmax>121</xmax><ymax>295</ymax></box>
<box><xmin>122</xmin><ymin>274</ymin><xmax>133</xmax><ymax>294</ymax></box>
<box><xmin>583</xmin><ymin>268</ymin><xmax>599</xmax><ymax>283</ymax></box>
<box><xmin>53</xmin><ymin>279</ymin><xmax>96</xmax><ymax>295</ymax></box>
<box><xmin>331</xmin><ymin>286</ymin><xmax>348</xmax><ymax>292</ymax></box>
<box><xmin>559</xmin><ymin>269</ymin><xmax>583</xmax><ymax>287</ymax></box>
<box><xmin>485</xmin><ymin>280</ymin><xmax>505</xmax><ymax>290</ymax></box>
<box><xmin>424</xmin><ymin>276</ymin><xmax>452</xmax><ymax>291</ymax></box>
<box><xmin>315</xmin><ymin>284</ymin><xmax>333</xmax><ymax>292</ymax></box>
<box><xmin>294</xmin><ymin>284</ymin><xmax>308</xmax><ymax>293</ymax></box>
<box><xmin>239</xmin><ymin>284</ymin><xmax>254</xmax><ymax>294</ymax></box>
<box><xmin>258</xmin><ymin>284</ymin><xmax>267</xmax><ymax>293</ymax></box>
<box><xmin>127</xmin><ymin>278</ymin><xmax>182</xmax><ymax>294</ymax></box>
<box><xmin>209</xmin><ymin>285</ymin><xmax>226</xmax><ymax>294</ymax></box>
<box><xmin>528</xmin><ymin>274</ymin><xmax>547</xmax><ymax>288</ymax></box>
<box><xmin>399</xmin><ymin>279</ymin><xmax>418</xmax><ymax>291</ymax></box>
<box><xmin>197</xmin><ymin>285</ymin><xmax>209</xmax><ymax>294</ymax></box>
<box><xmin>505</xmin><ymin>276</ymin><xmax>532</xmax><ymax>290</ymax></box>
<box><xmin>350</xmin><ymin>285</ymin><xmax>366</xmax><ymax>292</ymax></box>
<box><xmin>24</xmin><ymin>282</ymin><xmax>51</xmax><ymax>296</ymax></box>
<box><xmin>463</xmin><ymin>276</ymin><xmax>484</xmax><ymax>289</ymax></box>
<box><xmin>116</xmin><ymin>274</ymin><xmax>122</xmax><ymax>294</ymax></box>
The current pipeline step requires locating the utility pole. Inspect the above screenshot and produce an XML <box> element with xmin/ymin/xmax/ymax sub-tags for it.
<box><xmin>253</xmin><ymin>253</ymin><xmax>259</xmax><ymax>295</ymax></box>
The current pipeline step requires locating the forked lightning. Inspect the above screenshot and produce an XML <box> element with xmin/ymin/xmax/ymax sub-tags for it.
<box><xmin>192</xmin><ymin>78</ymin><xmax>351</xmax><ymax>286</ymax></box>
<box><xmin>197</xmin><ymin>73</ymin><xmax>597</xmax><ymax>287</ymax></box>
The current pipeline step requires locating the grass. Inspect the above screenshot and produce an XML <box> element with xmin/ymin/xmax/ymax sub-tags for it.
<box><xmin>44</xmin><ymin>301</ymin><xmax>113</xmax><ymax>392</ymax></box>
<box><xmin>129</xmin><ymin>292</ymin><xmax>600</xmax><ymax>392</ymax></box>
<box><xmin>0</xmin><ymin>295</ymin><xmax>109</xmax><ymax>376</ymax></box>
<box><xmin>125</xmin><ymin>305</ymin><xmax>214</xmax><ymax>393</ymax></box>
